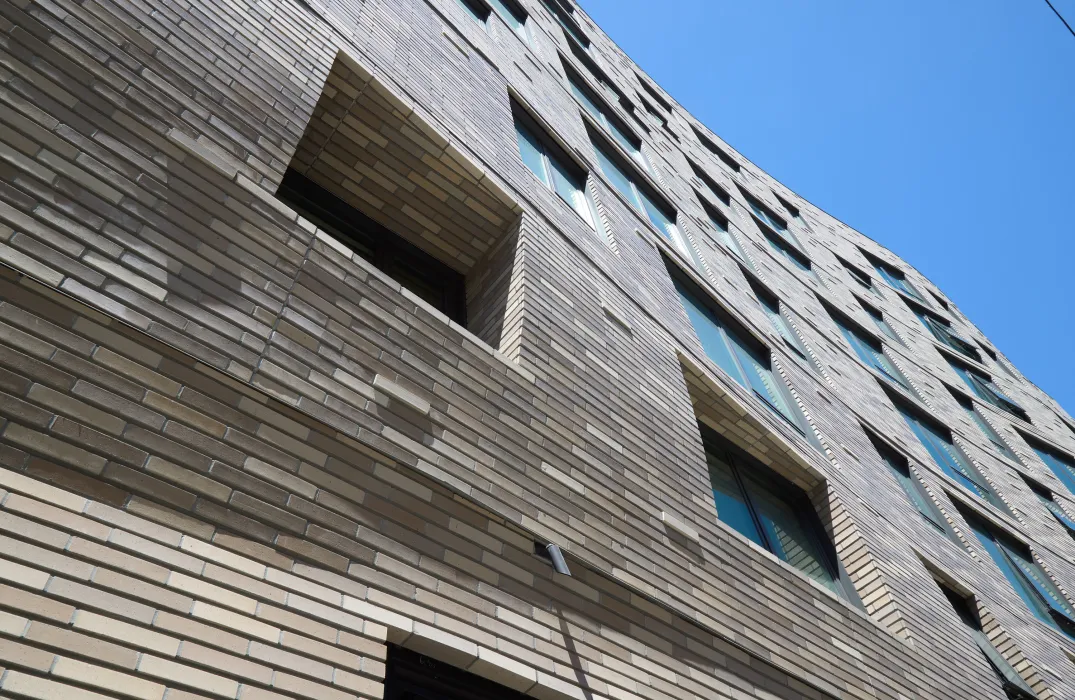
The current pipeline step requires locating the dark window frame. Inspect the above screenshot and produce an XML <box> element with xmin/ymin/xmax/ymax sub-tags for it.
<box><xmin>865</xmin><ymin>430</ymin><xmax>955</xmax><ymax>538</ymax></box>
<box><xmin>687</xmin><ymin>158</ymin><xmax>731</xmax><ymax>206</ymax></box>
<box><xmin>690</xmin><ymin>124</ymin><xmax>741</xmax><ymax>172</ymax></box>
<box><xmin>636</xmin><ymin>73</ymin><xmax>674</xmax><ymax>112</ymax></box>
<box><xmin>455</xmin><ymin>0</ymin><xmax>492</xmax><ymax>24</ymax></box>
<box><xmin>276</xmin><ymin>170</ymin><xmax>467</xmax><ymax>325</ymax></box>
<box><xmin>386</xmin><ymin>645</ymin><xmax>533</xmax><ymax>700</ymax></box>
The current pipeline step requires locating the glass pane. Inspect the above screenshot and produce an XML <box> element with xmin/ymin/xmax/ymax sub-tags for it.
<box><xmin>881</xmin><ymin>454</ymin><xmax>948</xmax><ymax>532</ymax></box>
<box><xmin>717</xmin><ymin>228</ymin><xmax>746</xmax><ymax>261</ymax></box>
<box><xmin>967</xmin><ymin>520</ymin><xmax>1054</xmax><ymax>627</ymax></box>
<box><xmin>967</xmin><ymin>408</ymin><xmax>1015</xmax><ymax>459</ymax></box>
<box><xmin>569</xmin><ymin>79</ymin><xmax>603</xmax><ymax>120</ymax></box>
<box><xmin>740</xmin><ymin>472</ymin><xmax>837</xmax><ymax>592</ymax></box>
<box><xmin>1036</xmin><ymin>447</ymin><xmax>1075</xmax><ymax>493</ymax></box>
<box><xmin>549</xmin><ymin>156</ymin><xmax>594</xmax><ymax>227</ymax></box>
<box><xmin>455</xmin><ymin>0</ymin><xmax>488</xmax><ymax>23</ymax></box>
<box><xmin>487</xmin><ymin>0</ymin><xmax>526</xmax><ymax>34</ymax></box>
<box><xmin>1003</xmin><ymin>544</ymin><xmax>1075</xmax><ymax>618</ymax></box>
<box><xmin>593</xmin><ymin>142</ymin><xmax>642</xmax><ymax>210</ymax></box>
<box><xmin>732</xmin><ymin>341</ymin><xmax>797</xmax><ymax>424</ymax></box>
<box><xmin>1040</xmin><ymin>494</ymin><xmax>1075</xmax><ymax>533</ymax></box>
<box><xmin>674</xmin><ymin>281</ymin><xmax>746</xmax><ymax>387</ymax></box>
<box><xmin>901</xmin><ymin>410</ymin><xmax>994</xmax><ymax>502</ymax></box>
<box><xmin>639</xmin><ymin>189</ymin><xmax>674</xmax><ymax>238</ymax></box>
<box><xmin>706</xmin><ymin>450</ymin><xmax>764</xmax><ymax>547</ymax></box>
<box><xmin>515</xmin><ymin>123</ymin><xmax>549</xmax><ymax>186</ymax></box>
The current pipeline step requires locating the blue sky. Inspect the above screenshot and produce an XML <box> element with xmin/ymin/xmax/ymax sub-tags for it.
<box><xmin>580</xmin><ymin>0</ymin><xmax>1075</xmax><ymax>414</ymax></box>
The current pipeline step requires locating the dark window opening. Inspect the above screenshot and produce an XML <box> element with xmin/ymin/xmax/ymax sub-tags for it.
<box><xmin>690</xmin><ymin>125</ymin><xmax>740</xmax><ymax>172</ymax></box>
<box><xmin>865</xmin><ymin>431</ymin><xmax>954</xmax><ymax>538</ymax></box>
<box><xmin>541</xmin><ymin>0</ymin><xmax>589</xmax><ymax>48</ymax></box>
<box><xmin>687</xmin><ymin>159</ymin><xmax>730</xmax><ymax>205</ymax></box>
<box><xmin>1022</xmin><ymin>476</ymin><xmax>1075</xmax><ymax>537</ymax></box>
<box><xmin>455</xmin><ymin>0</ymin><xmax>491</xmax><ymax>23</ymax></box>
<box><xmin>935</xmin><ymin>583</ymin><xmax>1039</xmax><ymax>700</ymax></box>
<box><xmin>277</xmin><ymin>170</ymin><xmax>467</xmax><ymax>325</ymax></box>
<box><xmin>701</xmin><ymin>425</ymin><xmax>861</xmax><ymax>604</ymax></box>
<box><xmin>773</xmin><ymin>192</ymin><xmax>800</xmax><ymax>219</ymax></box>
<box><xmin>385</xmin><ymin>646</ymin><xmax>533</xmax><ymax>700</ymax></box>
<box><xmin>636</xmin><ymin>73</ymin><xmax>673</xmax><ymax>112</ymax></box>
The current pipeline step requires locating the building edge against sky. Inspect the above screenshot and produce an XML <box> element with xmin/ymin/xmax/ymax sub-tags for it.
<box><xmin>0</xmin><ymin>0</ymin><xmax>1074</xmax><ymax>699</ymax></box>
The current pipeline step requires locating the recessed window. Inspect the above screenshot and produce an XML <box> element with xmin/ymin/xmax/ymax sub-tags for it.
<box><xmin>636</xmin><ymin>74</ymin><xmax>673</xmax><ymax>112</ymax></box>
<box><xmin>860</xmin><ymin>301</ymin><xmax>902</xmax><ymax>345</ymax></box>
<box><xmin>1025</xmin><ymin>436</ymin><xmax>1075</xmax><ymax>495</ymax></box>
<box><xmin>672</xmin><ymin>268</ymin><xmax>820</xmax><ymax>446</ymax></box>
<box><xmin>762</xmin><ymin>228</ymin><xmax>822</xmax><ymax>285</ymax></box>
<box><xmin>1023</xmin><ymin>476</ymin><xmax>1075</xmax><ymax>537</ymax></box>
<box><xmin>386</xmin><ymin>646</ymin><xmax>534</xmax><ymax>700</ymax></box>
<box><xmin>455</xmin><ymin>0</ymin><xmax>491</xmax><ymax>24</ymax></box>
<box><xmin>838</xmin><ymin>257</ymin><xmax>883</xmax><ymax>298</ymax></box>
<box><xmin>690</xmin><ymin>125</ymin><xmax>740</xmax><ymax>172</ymax></box>
<box><xmin>773</xmin><ymin>192</ymin><xmax>801</xmax><ymax>219</ymax></box>
<box><xmin>276</xmin><ymin>170</ymin><xmax>467</xmax><ymax>324</ymax></box>
<box><xmin>750</xmin><ymin>280</ymin><xmax>811</xmax><ymax>362</ymax></box>
<box><xmin>695</xmin><ymin>195</ymin><xmax>747</xmax><ymax>264</ymax></box>
<box><xmin>512</xmin><ymin>101</ymin><xmax>597</xmax><ymax>229</ymax></box>
<box><xmin>862</xmin><ymin>251</ymin><xmax>929</xmax><ymax>303</ymax></box>
<box><xmin>828</xmin><ymin>305</ymin><xmax>911</xmax><ymax>390</ymax></box>
<box><xmin>951</xmin><ymin>391</ymin><xmax>1018</xmax><ymax>461</ymax></box>
<box><xmin>487</xmin><ymin>0</ymin><xmax>528</xmax><ymax>40</ymax></box>
<box><xmin>947</xmin><ymin>358</ymin><xmax>1027</xmax><ymax>421</ymax></box>
<box><xmin>564</xmin><ymin>65</ymin><xmax>649</xmax><ymax>173</ymax></box>
<box><xmin>978</xmin><ymin>343</ymin><xmax>1019</xmax><ymax>380</ymax></box>
<box><xmin>591</xmin><ymin>132</ymin><xmax>701</xmax><ymax>269</ymax></box>
<box><xmin>738</xmin><ymin>188</ymin><xmax>809</xmax><ymax>251</ymax></box>
<box><xmin>911</xmin><ymin>304</ymin><xmax>980</xmax><ymax>361</ymax></box>
<box><xmin>687</xmin><ymin>159</ymin><xmax>730</xmax><ymax>206</ymax></box>
<box><xmin>895</xmin><ymin>401</ymin><xmax>1007</xmax><ymax>511</ymax></box>
<box><xmin>701</xmin><ymin>425</ymin><xmax>858</xmax><ymax>601</ymax></box>
<box><xmin>929</xmin><ymin>289</ymin><xmax>951</xmax><ymax>311</ymax></box>
<box><xmin>934</xmin><ymin>582</ymin><xmax>1040</xmax><ymax>700</ymax></box>
<box><xmin>962</xmin><ymin>508</ymin><xmax>1075</xmax><ymax>640</ymax></box>
<box><xmin>866</xmin><ymin>431</ymin><xmax>953</xmax><ymax>537</ymax></box>
<box><xmin>541</xmin><ymin>0</ymin><xmax>589</xmax><ymax>48</ymax></box>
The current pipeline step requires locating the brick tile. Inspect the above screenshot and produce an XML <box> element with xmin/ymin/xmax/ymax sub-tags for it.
<box><xmin>167</xmin><ymin>572</ymin><xmax>257</xmax><ymax>614</ymax></box>
<box><xmin>211</xmin><ymin>532</ymin><xmax>292</xmax><ymax>570</ymax></box>
<box><xmin>152</xmin><ymin>611</ymin><xmax>249</xmax><ymax>656</ymax></box>
<box><xmin>0</xmin><ymin>467</ymin><xmax>87</xmax><ymax>512</ymax></box>
<box><xmin>137</xmin><ymin>654</ymin><xmax>241</xmax><ymax>698</ymax></box>
<box><xmin>52</xmin><ymin>655</ymin><xmax>165</xmax><ymax>699</ymax></box>
<box><xmin>272</xmin><ymin>672</ymin><xmax>354</xmax><ymax>700</ymax></box>
<box><xmin>0</xmin><ymin>509</ymin><xmax>72</xmax><ymax>548</ymax></box>
<box><xmin>191</xmin><ymin>601</ymin><xmax>280</xmax><ymax>643</ymax></box>
<box><xmin>45</xmin><ymin>578</ymin><xmax>156</xmax><ymax>624</ymax></box>
<box><xmin>178</xmin><ymin>641</ymin><xmax>273</xmax><ymax>685</ymax></box>
<box><xmin>107</xmin><ymin>528</ymin><xmax>202</xmax><ymax>573</ymax></box>
<box><xmin>254</xmin><ymin>603</ymin><xmax>339</xmax><ymax>643</ymax></box>
<box><xmin>180</xmin><ymin>536</ymin><xmax>266</xmax><ymax>579</ymax></box>
<box><xmin>73</xmin><ymin>610</ymin><xmax>180</xmax><ymax>657</ymax></box>
<box><xmin>280</xmin><ymin>631</ymin><xmax>363</xmax><ymax>672</ymax></box>
<box><xmin>0</xmin><ymin>534</ymin><xmax>93</xmax><ymax>580</ymax></box>
<box><xmin>0</xmin><ymin>582</ymin><xmax>74</xmax><ymax>624</ymax></box>
<box><xmin>248</xmin><ymin>640</ymin><xmax>333</xmax><ymax>682</ymax></box>
<box><xmin>92</xmin><ymin>568</ymin><xmax>194</xmax><ymax>614</ymax></box>
<box><xmin>0</xmin><ymin>556</ymin><xmax>50</xmax><ymax>590</ymax></box>
<box><xmin>0</xmin><ymin>670</ymin><xmax>115</xmax><ymax>700</ymax></box>
<box><xmin>6</xmin><ymin>494</ymin><xmax>115</xmax><ymax>543</ymax></box>
<box><xmin>0</xmin><ymin>610</ymin><xmax>28</xmax><ymax>637</ymax></box>
<box><xmin>3</xmin><ymin>422</ymin><xmax>108</xmax><ymax>474</ymax></box>
<box><xmin>67</xmin><ymin>536</ymin><xmax>170</xmax><ymax>583</ymax></box>
<box><xmin>202</xmin><ymin>563</ymin><xmax>285</xmax><ymax>606</ymax></box>
<box><xmin>0</xmin><ymin>637</ymin><xmax>55</xmax><ymax>672</ymax></box>
<box><xmin>333</xmin><ymin>668</ymin><xmax>383</xmax><ymax>697</ymax></box>
<box><xmin>125</xmin><ymin>497</ymin><xmax>217</xmax><ymax>541</ymax></box>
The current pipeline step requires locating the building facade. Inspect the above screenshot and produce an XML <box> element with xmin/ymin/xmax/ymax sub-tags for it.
<box><xmin>0</xmin><ymin>0</ymin><xmax>1074</xmax><ymax>698</ymax></box>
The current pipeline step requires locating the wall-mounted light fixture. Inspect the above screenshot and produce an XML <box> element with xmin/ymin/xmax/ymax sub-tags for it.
<box><xmin>535</xmin><ymin>541</ymin><xmax>572</xmax><ymax>576</ymax></box>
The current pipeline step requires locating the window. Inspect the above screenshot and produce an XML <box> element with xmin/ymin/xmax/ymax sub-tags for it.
<box><xmin>912</xmin><ymin>306</ymin><xmax>981</xmax><ymax>361</ymax></box>
<box><xmin>687</xmin><ymin>159</ymin><xmax>730</xmax><ymax>205</ymax></box>
<box><xmin>935</xmin><ymin>583</ymin><xmax>1039</xmax><ymax>700</ymax></box>
<box><xmin>830</xmin><ymin>308</ymin><xmax>911</xmax><ymax>389</ymax></box>
<box><xmin>1026</xmin><ymin>438</ymin><xmax>1075</xmax><ymax>494</ymax></box>
<box><xmin>541</xmin><ymin>0</ymin><xmax>589</xmax><ymax>48</ymax></box>
<box><xmin>896</xmin><ymin>402</ymin><xmax>1007</xmax><ymax>510</ymax></box>
<box><xmin>673</xmin><ymin>270</ymin><xmax>818</xmax><ymax>444</ymax></box>
<box><xmin>952</xmin><ymin>392</ymin><xmax>1018</xmax><ymax>461</ymax></box>
<box><xmin>929</xmin><ymin>289</ymin><xmax>951</xmax><ymax>311</ymax></box>
<box><xmin>963</xmin><ymin>509</ymin><xmax>1075</xmax><ymax>639</ymax></box>
<box><xmin>1023</xmin><ymin>477</ymin><xmax>1075</xmax><ymax>536</ymax></box>
<box><xmin>979</xmin><ymin>344</ymin><xmax>1018</xmax><ymax>380</ymax></box>
<box><xmin>860</xmin><ymin>301</ymin><xmax>902</xmax><ymax>345</ymax></box>
<box><xmin>636</xmin><ymin>74</ymin><xmax>673</xmax><ymax>112</ymax></box>
<box><xmin>455</xmin><ymin>0</ymin><xmax>490</xmax><ymax>24</ymax></box>
<box><xmin>487</xmin><ymin>0</ymin><xmax>528</xmax><ymax>40</ymax></box>
<box><xmin>276</xmin><ymin>171</ymin><xmax>467</xmax><ymax>324</ymax></box>
<box><xmin>740</xmin><ymin>189</ymin><xmax>790</xmax><ymax>236</ymax></box>
<box><xmin>591</xmin><ymin>133</ymin><xmax>702</xmax><ymax>269</ymax></box>
<box><xmin>565</xmin><ymin>66</ymin><xmax>649</xmax><ymax>173</ymax></box>
<box><xmin>865</xmin><ymin>253</ymin><xmax>928</xmax><ymax>303</ymax></box>
<box><xmin>867</xmin><ymin>432</ymin><xmax>952</xmax><ymax>536</ymax></box>
<box><xmin>513</xmin><ymin>103</ymin><xmax>597</xmax><ymax>228</ymax></box>
<box><xmin>948</xmin><ymin>359</ymin><xmax>1027</xmax><ymax>421</ymax></box>
<box><xmin>386</xmin><ymin>645</ymin><xmax>535</xmax><ymax>700</ymax></box>
<box><xmin>750</xmin><ymin>281</ymin><xmax>810</xmax><ymax>361</ymax></box>
<box><xmin>691</xmin><ymin>125</ymin><xmax>740</xmax><ymax>172</ymax></box>
<box><xmin>696</xmin><ymin>196</ymin><xmax>747</xmax><ymax>264</ymax></box>
<box><xmin>773</xmin><ymin>192</ymin><xmax>801</xmax><ymax>219</ymax></box>
<box><xmin>701</xmin><ymin>426</ymin><xmax>859</xmax><ymax>602</ymax></box>
<box><xmin>839</xmin><ymin>258</ymin><xmax>883</xmax><ymax>298</ymax></box>
<box><xmin>761</xmin><ymin>228</ymin><xmax>822</xmax><ymax>285</ymax></box>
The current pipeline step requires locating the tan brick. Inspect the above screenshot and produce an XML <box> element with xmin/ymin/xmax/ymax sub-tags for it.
<box><xmin>144</xmin><ymin>457</ymin><xmax>233</xmax><ymax>503</ymax></box>
<box><xmin>238</xmin><ymin>687</ymin><xmax>292</xmax><ymax>700</ymax></box>
<box><xmin>167</xmin><ymin>572</ymin><xmax>257</xmax><ymax>614</ymax></box>
<box><xmin>0</xmin><ymin>510</ymin><xmax>71</xmax><ymax>549</ymax></box>
<box><xmin>191</xmin><ymin>601</ymin><xmax>280</xmax><ymax>643</ymax></box>
<box><xmin>74</xmin><ymin>611</ymin><xmax>180</xmax><ymax>657</ymax></box>
<box><xmin>248</xmin><ymin>640</ymin><xmax>333</xmax><ymax>682</ymax></box>
<box><xmin>86</xmin><ymin>502</ymin><xmax>182</xmax><ymax>547</ymax></box>
<box><xmin>152</xmin><ymin>612</ymin><xmax>248</xmax><ymax>656</ymax></box>
<box><xmin>202</xmin><ymin>563</ymin><xmax>286</xmax><ymax>605</ymax></box>
<box><xmin>67</xmin><ymin>536</ymin><xmax>170</xmax><ymax>583</ymax></box>
<box><xmin>0</xmin><ymin>467</ymin><xmax>87</xmax><ymax>512</ymax></box>
<box><xmin>0</xmin><ymin>637</ymin><xmax>55</xmax><ymax>672</ymax></box>
<box><xmin>107</xmin><ymin>529</ymin><xmax>203</xmax><ymax>573</ymax></box>
<box><xmin>0</xmin><ymin>610</ymin><xmax>28</xmax><ymax>636</ymax></box>
<box><xmin>180</xmin><ymin>536</ymin><xmax>266</xmax><ymax>579</ymax></box>
<box><xmin>26</xmin><ymin>621</ymin><xmax>138</xmax><ymax>669</ymax></box>
<box><xmin>0</xmin><ymin>556</ymin><xmax>50</xmax><ymax>590</ymax></box>
<box><xmin>46</xmin><ymin>578</ymin><xmax>156</xmax><ymax>624</ymax></box>
<box><xmin>144</xmin><ymin>392</ymin><xmax>227</xmax><ymax>438</ymax></box>
<box><xmin>178</xmin><ymin>642</ymin><xmax>273</xmax><ymax>685</ymax></box>
<box><xmin>92</xmin><ymin>347</ymin><xmax>179</xmax><ymax>397</ymax></box>
<box><xmin>280</xmin><ymin>631</ymin><xmax>363</xmax><ymax>671</ymax></box>
<box><xmin>125</xmin><ymin>497</ymin><xmax>217</xmax><ymax>541</ymax></box>
<box><xmin>5</xmin><ymin>493</ymin><xmax>111</xmax><ymax>541</ymax></box>
<box><xmin>467</xmin><ymin>646</ymin><xmax>537</xmax><ymax>692</ymax></box>
<box><xmin>0</xmin><ymin>583</ymin><xmax>75</xmax><ymax>624</ymax></box>
<box><xmin>0</xmin><ymin>535</ymin><xmax>92</xmax><ymax>579</ymax></box>
<box><xmin>27</xmin><ymin>383</ymin><xmax>127</xmax><ymax>436</ymax></box>
<box><xmin>333</xmin><ymin>669</ymin><xmax>383</xmax><ymax>698</ymax></box>
<box><xmin>273</xmin><ymin>672</ymin><xmax>354</xmax><ymax>700</ymax></box>
<box><xmin>338</xmin><ymin>631</ymin><xmax>388</xmax><ymax>660</ymax></box>
<box><xmin>92</xmin><ymin>568</ymin><xmax>194</xmax><ymax>613</ymax></box>
<box><xmin>138</xmin><ymin>654</ymin><xmax>241</xmax><ymax>698</ymax></box>
<box><xmin>0</xmin><ymin>670</ymin><xmax>115</xmax><ymax>700</ymax></box>
<box><xmin>2</xmin><ymin>423</ymin><xmax>108</xmax><ymax>474</ymax></box>
<box><xmin>212</xmin><ymin>532</ymin><xmax>293</xmax><ymax>571</ymax></box>
<box><xmin>52</xmin><ymin>656</ymin><xmax>166</xmax><ymax>700</ymax></box>
<box><xmin>255</xmin><ymin>603</ymin><xmax>339</xmax><ymax>642</ymax></box>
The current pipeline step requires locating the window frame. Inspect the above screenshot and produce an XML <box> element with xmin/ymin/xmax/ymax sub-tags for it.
<box><xmin>1023</xmin><ymin>476</ymin><xmax>1075</xmax><ymax>536</ymax></box>
<box><xmin>911</xmin><ymin>304</ymin><xmax>981</xmax><ymax>361</ymax></box>
<box><xmin>695</xmin><ymin>195</ymin><xmax>750</xmax><ymax>265</ymax></box>
<box><xmin>759</xmin><ymin>227</ymin><xmax>823</xmax><ymax>285</ymax></box>
<box><xmin>701</xmin><ymin>425</ymin><xmax>860</xmax><ymax>603</ymax></box>
<box><xmin>455</xmin><ymin>0</ymin><xmax>492</xmax><ymax>25</ymax></box>
<box><xmin>750</xmin><ymin>280</ymin><xmax>812</xmax><ymax>362</ymax></box>
<box><xmin>1024</xmin><ymin>435</ymin><xmax>1075</xmax><ymax>495</ymax></box>
<box><xmin>830</xmin><ymin>307</ymin><xmax>911</xmax><ymax>390</ymax></box>
<box><xmin>687</xmin><ymin>158</ymin><xmax>731</xmax><ymax>206</ymax></box>
<box><xmin>839</xmin><ymin>257</ymin><xmax>883</xmax><ymax>298</ymax></box>
<box><xmin>860</xmin><ymin>300</ymin><xmax>903</xmax><ymax>346</ymax></box>
<box><xmin>951</xmin><ymin>391</ymin><xmax>1018</xmax><ymax>461</ymax></box>
<box><xmin>866</xmin><ymin>431</ymin><xmax>954</xmax><ymax>538</ymax></box>
<box><xmin>540</xmin><ymin>0</ymin><xmax>590</xmax><ymax>48</ymax></box>
<box><xmin>690</xmin><ymin>124</ymin><xmax>741</xmax><ymax>172</ymax></box>
<box><xmin>948</xmin><ymin>358</ymin><xmax>1027</xmax><ymax>421</ymax></box>
<box><xmin>486</xmin><ymin>0</ymin><xmax>530</xmax><ymax>41</ymax></box>
<box><xmin>865</xmin><ymin>253</ymin><xmax>929</xmax><ymax>303</ymax></box>
<box><xmin>636</xmin><ymin>73</ymin><xmax>674</xmax><ymax>113</ymax></box>
<box><xmin>563</xmin><ymin>62</ymin><xmax>651</xmax><ymax>175</ymax></box>
<box><xmin>511</xmin><ymin>99</ymin><xmax>599</xmax><ymax>230</ymax></box>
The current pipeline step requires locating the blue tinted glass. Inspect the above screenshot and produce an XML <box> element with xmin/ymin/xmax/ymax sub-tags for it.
<box><xmin>593</xmin><ymin>143</ymin><xmax>642</xmax><ymax>209</ymax></box>
<box><xmin>968</xmin><ymin>521</ymin><xmax>1055</xmax><ymax>627</ymax></box>
<box><xmin>569</xmin><ymin>79</ymin><xmax>602</xmax><ymax>120</ymax></box>
<box><xmin>707</xmin><ymin>451</ymin><xmax>764</xmax><ymax>547</ymax></box>
<box><xmin>456</xmin><ymin>0</ymin><xmax>488</xmax><ymax>23</ymax></box>
<box><xmin>1035</xmin><ymin>447</ymin><xmax>1075</xmax><ymax>493</ymax></box>
<box><xmin>515</xmin><ymin>123</ymin><xmax>548</xmax><ymax>186</ymax></box>
<box><xmin>900</xmin><ymin>409</ymin><xmax>994</xmax><ymax>503</ymax></box>
<box><xmin>548</xmin><ymin>157</ymin><xmax>593</xmax><ymax>227</ymax></box>
<box><xmin>487</xmin><ymin>0</ymin><xmax>526</xmax><ymax>35</ymax></box>
<box><xmin>639</xmin><ymin>189</ymin><xmax>674</xmax><ymax>238</ymax></box>
<box><xmin>675</xmin><ymin>281</ymin><xmax>746</xmax><ymax>386</ymax></box>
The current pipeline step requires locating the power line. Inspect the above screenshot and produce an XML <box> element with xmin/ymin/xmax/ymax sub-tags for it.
<box><xmin>1044</xmin><ymin>0</ymin><xmax>1075</xmax><ymax>38</ymax></box>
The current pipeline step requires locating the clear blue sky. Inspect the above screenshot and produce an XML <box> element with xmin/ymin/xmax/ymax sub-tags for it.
<box><xmin>581</xmin><ymin>0</ymin><xmax>1075</xmax><ymax>414</ymax></box>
